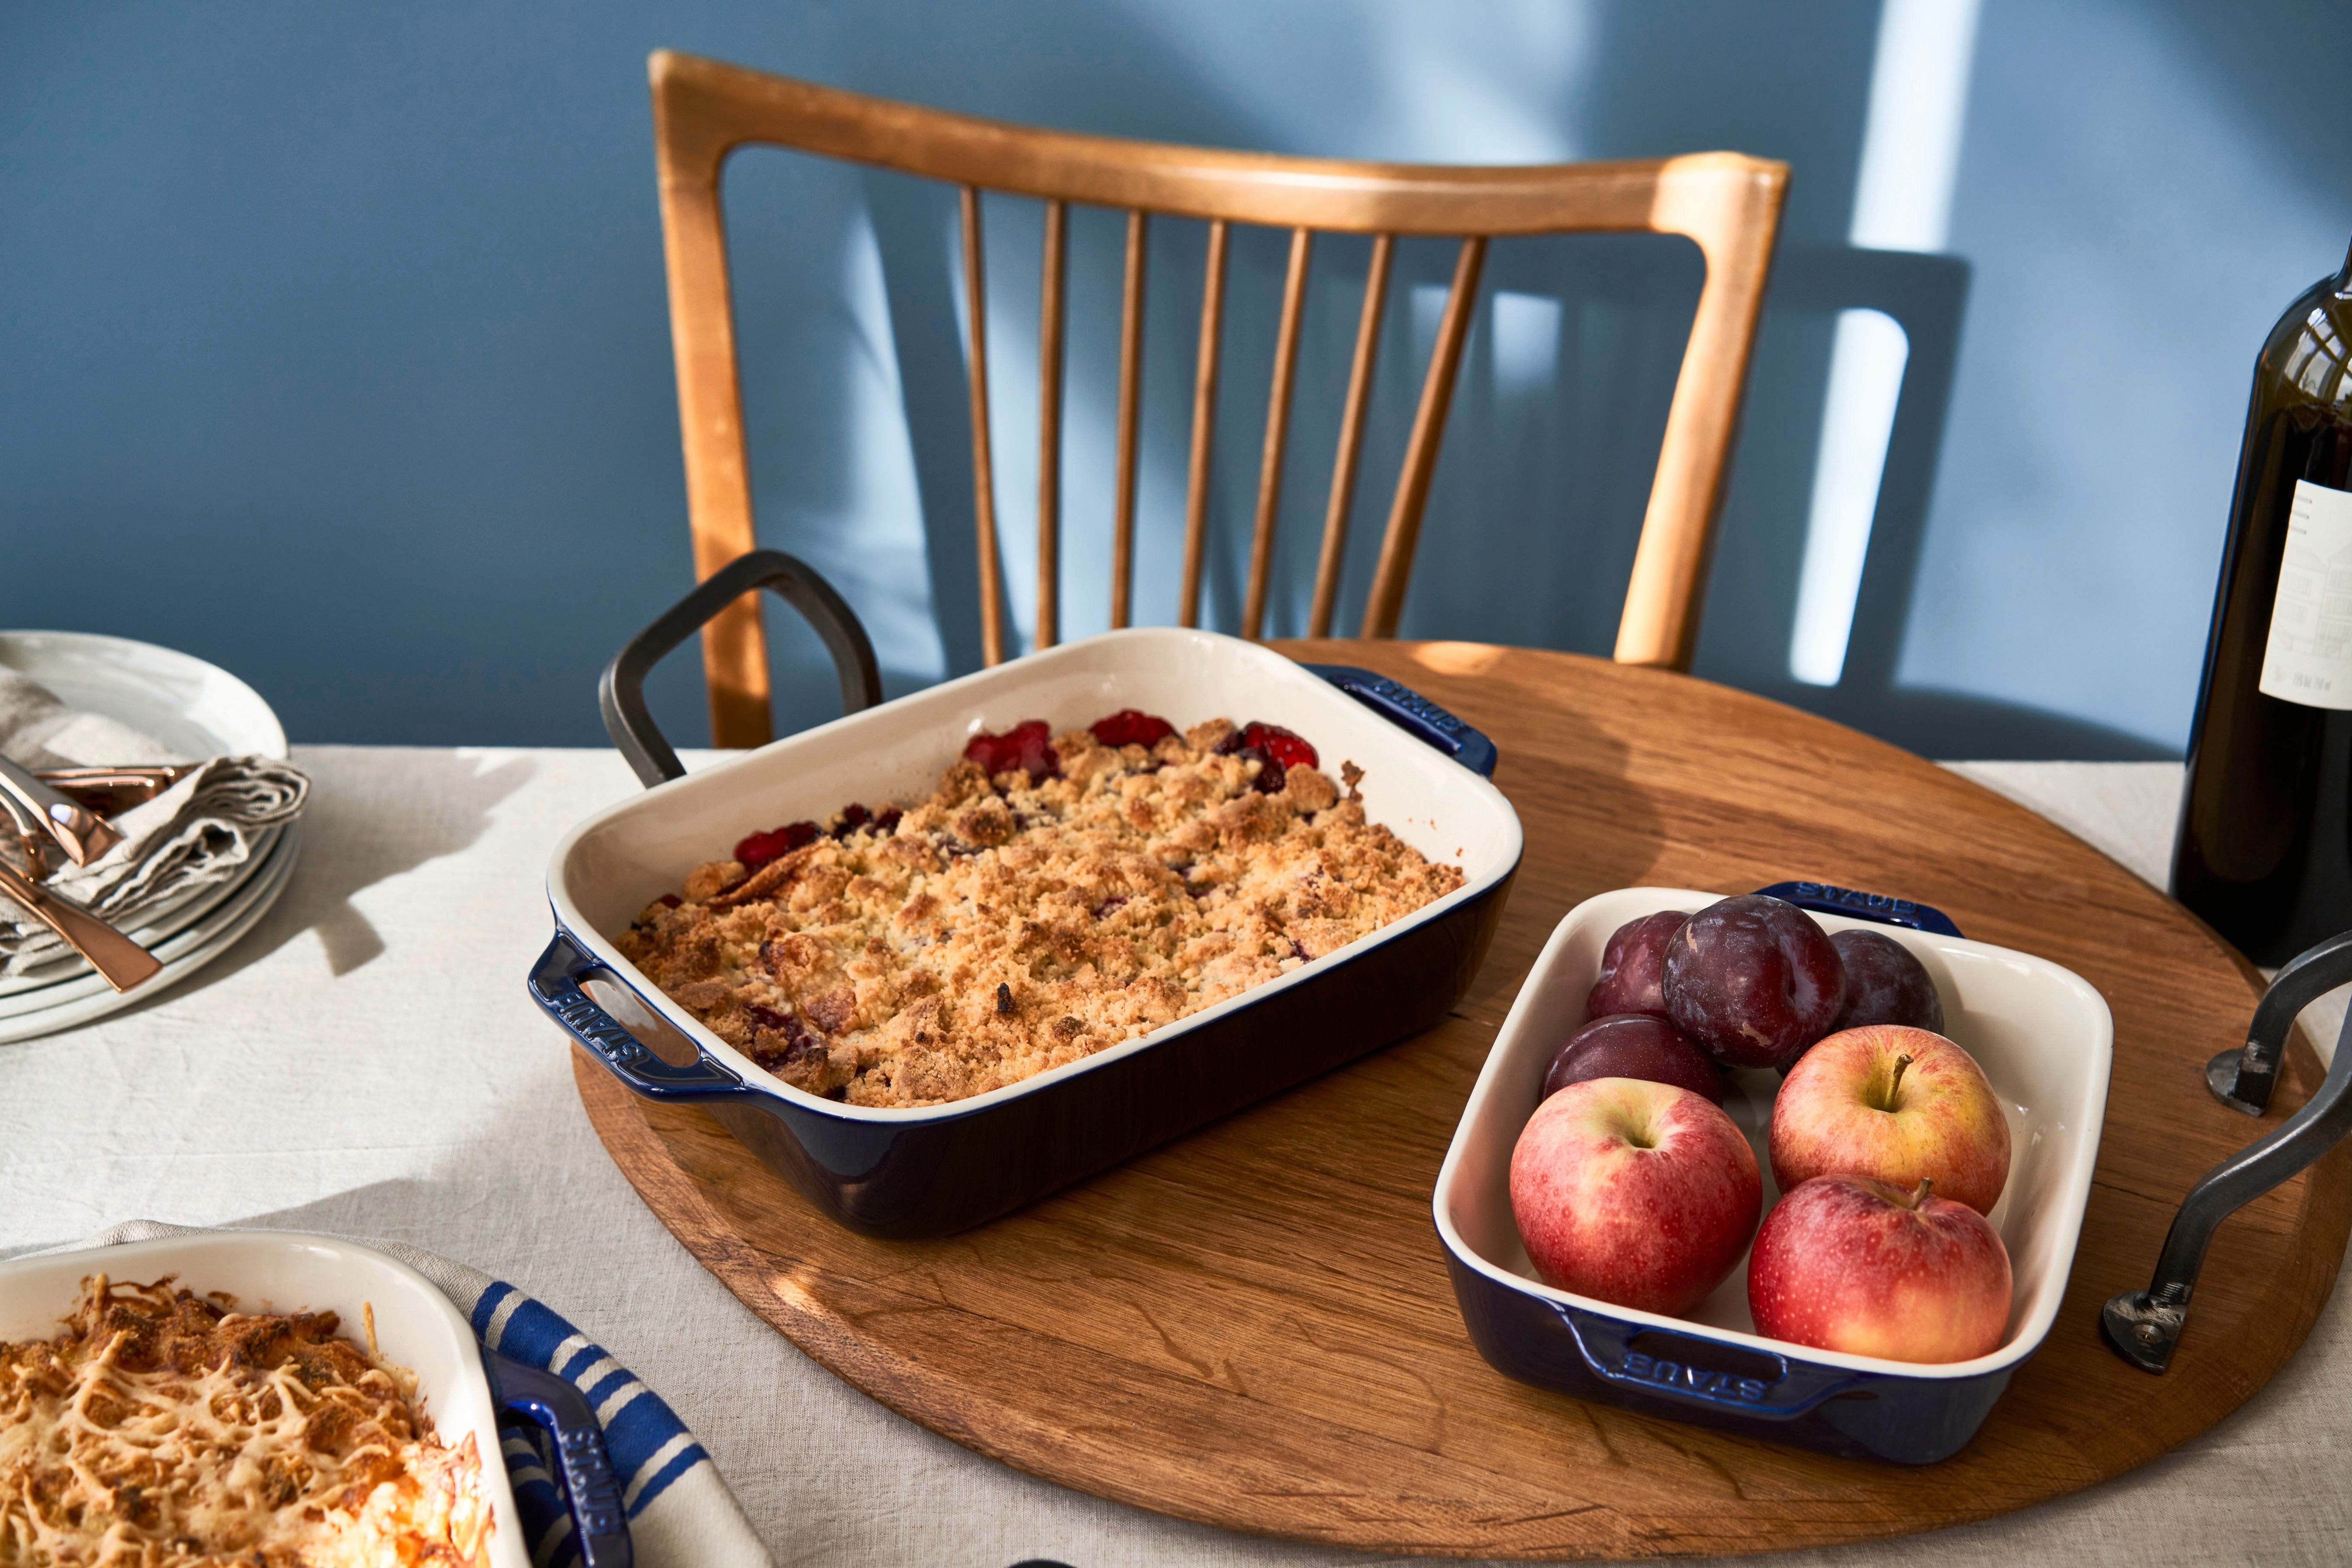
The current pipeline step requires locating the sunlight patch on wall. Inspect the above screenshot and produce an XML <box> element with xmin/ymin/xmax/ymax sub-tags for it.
<box><xmin>785</xmin><ymin>200</ymin><xmax>945</xmax><ymax>687</ymax></box>
<box><xmin>1788</xmin><ymin>0</ymin><xmax>1980</xmax><ymax>687</ymax></box>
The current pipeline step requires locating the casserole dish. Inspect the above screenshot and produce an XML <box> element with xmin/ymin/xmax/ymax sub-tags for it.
<box><xmin>1435</xmin><ymin>885</ymin><xmax>2113</xmax><ymax>1465</ymax></box>
<box><xmin>0</xmin><ymin>1230</ymin><xmax>630</xmax><ymax>1568</ymax></box>
<box><xmin>532</xmin><ymin>555</ymin><xmax>1521</xmax><ymax>1237</ymax></box>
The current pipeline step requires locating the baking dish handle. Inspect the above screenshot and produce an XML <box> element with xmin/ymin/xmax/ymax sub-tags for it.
<box><xmin>1749</xmin><ymin>880</ymin><xmax>1963</xmax><ymax>938</ymax></box>
<box><xmin>485</xmin><ymin>1345</ymin><xmax>635</xmax><ymax>1568</ymax></box>
<box><xmin>2104</xmin><ymin>930</ymin><xmax>2352</xmax><ymax>1372</ymax></box>
<box><xmin>600</xmin><ymin>547</ymin><xmax>884</xmax><ymax>787</ymax></box>
<box><xmin>528</xmin><ymin>929</ymin><xmax>751</xmax><ymax>1103</ymax></box>
<box><xmin>1551</xmin><ymin>1302</ymin><xmax>1868</xmax><ymax>1420</ymax></box>
<box><xmin>1299</xmin><ymin>664</ymin><xmax>1499</xmax><ymax>777</ymax></box>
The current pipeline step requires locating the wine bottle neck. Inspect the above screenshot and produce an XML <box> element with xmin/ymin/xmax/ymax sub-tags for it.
<box><xmin>2339</xmin><ymin>234</ymin><xmax>2352</xmax><ymax>292</ymax></box>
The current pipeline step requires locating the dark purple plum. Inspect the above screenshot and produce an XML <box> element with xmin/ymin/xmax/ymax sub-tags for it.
<box><xmin>1662</xmin><ymin>894</ymin><xmax>1846</xmax><ymax>1070</ymax></box>
<box><xmin>1541</xmin><ymin>1014</ymin><xmax>1725</xmax><ymax>1104</ymax></box>
<box><xmin>1826</xmin><ymin>928</ymin><xmax>1945</xmax><ymax>1034</ymax></box>
<box><xmin>1585</xmin><ymin>910</ymin><xmax>1689</xmax><ymax>1020</ymax></box>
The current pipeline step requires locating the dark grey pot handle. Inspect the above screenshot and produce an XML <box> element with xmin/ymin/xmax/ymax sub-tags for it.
<box><xmin>2204</xmin><ymin>929</ymin><xmax>2352</xmax><ymax>1116</ymax></box>
<box><xmin>2104</xmin><ymin>929</ymin><xmax>2352</xmax><ymax>1371</ymax></box>
<box><xmin>600</xmin><ymin>548</ymin><xmax>882</xmax><ymax>787</ymax></box>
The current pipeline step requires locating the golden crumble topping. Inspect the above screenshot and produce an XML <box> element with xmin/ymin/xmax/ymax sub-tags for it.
<box><xmin>615</xmin><ymin>716</ymin><xmax>1466</xmax><ymax>1107</ymax></box>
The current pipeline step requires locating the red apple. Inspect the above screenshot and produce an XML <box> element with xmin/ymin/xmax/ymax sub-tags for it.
<box><xmin>1541</xmin><ymin>1014</ymin><xmax>1724</xmax><ymax>1104</ymax></box>
<box><xmin>1770</xmin><ymin>1025</ymin><xmax>2011</xmax><ymax>1214</ymax></box>
<box><xmin>1748</xmin><ymin>1174</ymin><xmax>2013</xmax><ymax>1363</ymax></box>
<box><xmin>1509</xmin><ymin>1077</ymin><xmax>1762</xmax><ymax>1316</ymax></box>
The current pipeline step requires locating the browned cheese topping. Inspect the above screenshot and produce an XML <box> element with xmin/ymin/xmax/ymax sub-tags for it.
<box><xmin>0</xmin><ymin>1276</ymin><xmax>492</xmax><ymax>1567</ymax></box>
<box><xmin>616</xmin><ymin>718</ymin><xmax>1467</xmax><ymax>1107</ymax></box>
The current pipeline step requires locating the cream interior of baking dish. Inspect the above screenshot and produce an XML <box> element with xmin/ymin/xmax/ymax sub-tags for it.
<box><xmin>1435</xmin><ymin>886</ymin><xmax>2115</xmax><ymax>1380</ymax></box>
<box><xmin>550</xmin><ymin>627</ymin><xmax>1524</xmax><ymax>1120</ymax></box>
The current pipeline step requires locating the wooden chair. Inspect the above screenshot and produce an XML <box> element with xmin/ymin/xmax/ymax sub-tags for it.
<box><xmin>650</xmin><ymin>49</ymin><xmax>1787</xmax><ymax>748</ymax></box>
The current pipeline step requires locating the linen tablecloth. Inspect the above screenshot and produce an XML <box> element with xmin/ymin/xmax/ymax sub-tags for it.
<box><xmin>2</xmin><ymin>747</ymin><xmax>2345</xmax><ymax>1567</ymax></box>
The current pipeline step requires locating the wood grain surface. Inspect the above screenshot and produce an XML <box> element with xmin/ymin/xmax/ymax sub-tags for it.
<box><xmin>572</xmin><ymin>641</ymin><xmax>2352</xmax><ymax>1558</ymax></box>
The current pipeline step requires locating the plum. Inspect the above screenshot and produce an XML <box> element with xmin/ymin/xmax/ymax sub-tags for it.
<box><xmin>1662</xmin><ymin>894</ymin><xmax>1846</xmax><ymax>1069</ymax></box>
<box><xmin>1541</xmin><ymin>1014</ymin><xmax>1724</xmax><ymax>1105</ymax></box>
<box><xmin>1585</xmin><ymin>910</ymin><xmax>1689</xmax><ymax>1020</ymax></box>
<box><xmin>1827</xmin><ymin>928</ymin><xmax>1945</xmax><ymax>1033</ymax></box>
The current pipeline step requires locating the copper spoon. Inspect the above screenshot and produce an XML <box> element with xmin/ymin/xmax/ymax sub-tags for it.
<box><xmin>34</xmin><ymin>763</ymin><xmax>199</xmax><ymax>817</ymax></box>
<box><xmin>0</xmin><ymin>754</ymin><xmax>121</xmax><ymax>866</ymax></box>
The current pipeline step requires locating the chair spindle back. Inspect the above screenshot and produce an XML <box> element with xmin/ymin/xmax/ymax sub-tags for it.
<box><xmin>650</xmin><ymin>50</ymin><xmax>1787</xmax><ymax>747</ymax></box>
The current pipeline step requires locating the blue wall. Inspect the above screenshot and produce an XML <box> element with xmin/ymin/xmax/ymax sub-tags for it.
<box><xmin>5</xmin><ymin>0</ymin><xmax>2348</xmax><ymax>757</ymax></box>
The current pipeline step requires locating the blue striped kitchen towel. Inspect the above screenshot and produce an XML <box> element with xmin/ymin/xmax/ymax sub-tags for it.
<box><xmin>82</xmin><ymin>1221</ymin><xmax>772</xmax><ymax>1568</ymax></box>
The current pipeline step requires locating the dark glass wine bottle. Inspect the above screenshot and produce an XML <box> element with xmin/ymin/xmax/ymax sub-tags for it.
<box><xmin>2172</xmin><ymin>240</ymin><xmax>2352</xmax><ymax>964</ymax></box>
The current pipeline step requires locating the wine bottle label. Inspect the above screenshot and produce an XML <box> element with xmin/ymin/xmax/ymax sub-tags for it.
<box><xmin>2259</xmin><ymin>480</ymin><xmax>2352</xmax><ymax>710</ymax></box>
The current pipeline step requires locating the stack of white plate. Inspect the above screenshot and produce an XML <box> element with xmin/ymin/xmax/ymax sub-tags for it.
<box><xmin>0</xmin><ymin>632</ymin><xmax>301</xmax><ymax>1043</ymax></box>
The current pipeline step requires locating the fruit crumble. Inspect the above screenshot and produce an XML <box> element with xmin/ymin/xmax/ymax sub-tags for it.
<box><xmin>614</xmin><ymin>711</ymin><xmax>1466</xmax><ymax>1108</ymax></box>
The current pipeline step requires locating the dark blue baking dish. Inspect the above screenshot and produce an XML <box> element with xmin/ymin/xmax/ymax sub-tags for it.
<box><xmin>1433</xmin><ymin>884</ymin><xmax>2114</xmax><ymax>1465</ymax></box>
<box><xmin>531</xmin><ymin>553</ymin><xmax>1522</xmax><ymax>1238</ymax></box>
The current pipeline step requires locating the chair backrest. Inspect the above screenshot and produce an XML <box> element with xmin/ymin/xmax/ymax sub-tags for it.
<box><xmin>650</xmin><ymin>49</ymin><xmax>1787</xmax><ymax>748</ymax></box>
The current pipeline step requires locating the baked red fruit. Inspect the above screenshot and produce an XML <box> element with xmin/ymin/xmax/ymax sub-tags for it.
<box><xmin>1663</xmin><ymin>894</ymin><xmax>1846</xmax><ymax>1069</ymax></box>
<box><xmin>1215</xmin><ymin>720</ymin><xmax>1317</xmax><ymax>768</ymax></box>
<box><xmin>1587</xmin><ymin>910</ymin><xmax>1689</xmax><ymax>1020</ymax></box>
<box><xmin>1214</xmin><ymin>720</ymin><xmax>1318</xmax><ymax>794</ymax></box>
<box><xmin>734</xmin><ymin>820</ymin><xmax>818</xmax><ymax>871</ymax></box>
<box><xmin>1089</xmin><ymin>709</ymin><xmax>1177</xmax><ymax>749</ymax></box>
<box><xmin>1510</xmin><ymin>1078</ymin><xmax>1762</xmax><ymax>1316</ymax></box>
<box><xmin>1541</xmin><ymin>1014</ymin><xmax>1723</xmax><ymax>1104</ymax></box>
<box><xmin>1827</xmin><ymin>928</ymin><xmax>1945</xmax><ymax>1033</ymax></box>
<box><xmin>964</xmin><ymin>719</ymin><xmax>1060</xmax><ymax>781</ymax></box>
<box><xmin>1748</xmin><ymin>1174</ymin><xmax>2013</xmax><ymax>1363</ymax></box>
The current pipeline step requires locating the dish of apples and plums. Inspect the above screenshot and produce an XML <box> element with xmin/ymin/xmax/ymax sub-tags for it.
<box><xmin>1508</xmin><ymin>893</ymin><xmax>2015</xmax><ymax>1365</ymax></box>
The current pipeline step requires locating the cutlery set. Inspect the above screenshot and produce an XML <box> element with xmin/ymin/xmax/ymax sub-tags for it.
<box><xmin>0</xmin><ymin>761</ymin><xmax>190</xmax><ymax>992</ymax></box>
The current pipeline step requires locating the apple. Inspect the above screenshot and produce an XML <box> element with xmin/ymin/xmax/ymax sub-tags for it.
<box><xmin>1748</xmin><ymin>1174</ymin><xmax>2013</xmax><ymax>1363</ymax></box>
<box><xmin>1509</xmin><ymin>1077</ymin><xmax>1762</xmax><ymax>1316</ymax></box>
<box><xmin>1827</xmin><ymin>928</ymin><xmax>1945</xmax><ymax>1033</ymax></box>
<box><xmin>1541</xmin><ymin>1014</ymin><xmax>1724</xmax><ymax>1104</ymax></box>
<box><xmin>1663</xmin><ymin>894</ymin><xmax>1846</xmax><ymax>1069</ymax></box>
<box><xmin>1769</xmin><ymin>1025</ymin><xmax>2011</xmax><ymax>1215</ymax></box>
<box><xmin>1586</xmin><ymin>910</ymin><xmax>1689</xmax><ymax>1020</ymax></box>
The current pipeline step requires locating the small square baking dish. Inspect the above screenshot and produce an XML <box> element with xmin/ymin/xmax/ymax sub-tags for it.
<box><xmin>533</xmin><ymin>614</ymin><xmax>1523</xmax><ymax>1239</ymax></box>
<box><xmin>0</xmin><ymin>1230</ymin><xmax>630</xmax><ymax>1568</ymax></box>
<box><xmin>1434</xmin><ymin>885</ymin><xmax>2113</xmax><ymax>1465</ymax></box>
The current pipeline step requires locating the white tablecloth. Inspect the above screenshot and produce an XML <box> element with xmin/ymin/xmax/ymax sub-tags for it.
<box><xmin>3</xmin><ymin>749</ymin><xmax>2345</xmax><ymax>1567</ymax></box>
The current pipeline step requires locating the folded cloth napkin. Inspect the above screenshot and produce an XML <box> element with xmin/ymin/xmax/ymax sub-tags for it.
<box><xmin>72</xmin><ymin>1220</ymin><xmax>774</xmax><ymax>1568</ymax></box>
<box><xmin>0</xmin><ymin>671</ymin><xmax>308</xmax><ymax>976</ymax></box>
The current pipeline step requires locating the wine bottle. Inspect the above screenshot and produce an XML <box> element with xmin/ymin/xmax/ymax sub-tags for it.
<box><xmin>2172</xmin><ymin>239</ymin><xmax>2352</xmax><ymax>964</ymax></box>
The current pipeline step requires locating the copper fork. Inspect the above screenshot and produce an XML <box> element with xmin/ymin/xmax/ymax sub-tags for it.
<box><xmin>0</xmin><ymin>790</ymin><xmax>160</xmax><ymax>991</ymax></box>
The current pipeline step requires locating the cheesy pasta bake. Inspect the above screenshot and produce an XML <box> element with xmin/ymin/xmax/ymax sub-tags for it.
<box><xmin>0</xmin><ymin>1275</ymin><xmax>492</xmax><ymax>1567</ymax></box>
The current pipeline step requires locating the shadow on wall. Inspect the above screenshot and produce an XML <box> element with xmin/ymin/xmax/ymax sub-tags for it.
<box><xmin>13</xmin><ymin>0</ymin><xmax>2297</xmax><ymax>756</ymax></box>
<box><xmin>703</xmin><ymin>0</ymin><xmax>2167</xmax><ymax>761</ymax></box>
<box><xmin>1711</xmin><ymin>247</ymin><xmax>2175</xmax><ymax>761</ymax></box>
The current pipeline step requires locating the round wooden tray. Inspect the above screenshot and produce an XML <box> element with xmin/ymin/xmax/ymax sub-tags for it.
<box><xmin>573</xmin><ymin>640</ymin><xmax>2352</xmax><ymax>1558</ymax></box>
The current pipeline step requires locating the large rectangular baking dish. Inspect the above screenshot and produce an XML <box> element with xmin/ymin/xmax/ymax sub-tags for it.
<box><xmin>533</xmin><ymin>624</ymin><xmax>1522</xmax><ymax>1238</ymax></box>
<box><xmin>1435</xmin><ymin>885</ymin><xmax>2113</xmax><ymax>1465</ymax></box>
<box><xmin>0</xmin><ymin>1231</ymin><xmax>629</xmax><ymax>1568</ymax></box>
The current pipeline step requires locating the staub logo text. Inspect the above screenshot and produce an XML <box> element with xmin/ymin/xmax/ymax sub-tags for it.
<box><xmin>1620</xmin><ymin>1352</ymin><xmax>1771</xmax><ymax>1403</ymax></box>
<box><xmin>555</xmin><ymin>991</ymin><xmax>648</xmax><ymax>1068</ymax></box>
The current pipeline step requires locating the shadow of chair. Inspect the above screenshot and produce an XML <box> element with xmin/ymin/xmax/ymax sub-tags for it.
<box><xmin>646</xmin><ymin>49</ymin><xmax>1787</xmax><ymax>747</ymax></box>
